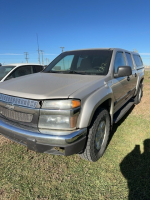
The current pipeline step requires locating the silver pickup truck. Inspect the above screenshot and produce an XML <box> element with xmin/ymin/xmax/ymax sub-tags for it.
<box><xmin>0</xmin><ymin>48</ymin><xmax>144</xmax><ymax>162</ymax></box>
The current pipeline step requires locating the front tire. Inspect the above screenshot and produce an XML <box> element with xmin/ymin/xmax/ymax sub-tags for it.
<box><xmin>79</xmin><ymin>108</ymin><xmax>110</xmax><ymax>162</ymax></box>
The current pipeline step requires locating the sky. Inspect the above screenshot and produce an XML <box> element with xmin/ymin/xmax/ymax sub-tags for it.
<box><xmin>0</xmin><ymin>0</ymin><xmax>150</xmax><ymax>65</ymax></box>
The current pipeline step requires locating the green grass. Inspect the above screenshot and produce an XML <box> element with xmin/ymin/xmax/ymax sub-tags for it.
<box><xmin>0</xmin><ymin>72</ymin><xmax>150</xmax><ymax>200</ymax></box>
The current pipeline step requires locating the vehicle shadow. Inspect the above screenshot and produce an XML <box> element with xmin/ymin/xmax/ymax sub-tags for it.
<box><xmin>120</xmin><ymin>139</ymin><xmax>150</xmax><ymax>199</ymax></box>
<box><xmin>107</xmin><ymin>105</ymin><xmax>150</xmax><ymax>199</ymax></box>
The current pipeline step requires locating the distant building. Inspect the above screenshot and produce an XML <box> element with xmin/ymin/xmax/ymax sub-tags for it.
<box><xmin>144</xmin><ymin>65</ymin><xmax>150</xmax><ymax>68</ymax></box>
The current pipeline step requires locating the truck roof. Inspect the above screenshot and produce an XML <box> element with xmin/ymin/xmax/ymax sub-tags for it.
<box><xmin>65</xmin><ymin>48</ymin><xmax>140</xmax><ymax>55</ymax></box>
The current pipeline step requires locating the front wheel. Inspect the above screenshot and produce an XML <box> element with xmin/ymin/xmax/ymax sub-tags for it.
<box><xmin>79</xmin><ymin>108</ymin><xmax>110</xmax><ymax>162</ymax></box>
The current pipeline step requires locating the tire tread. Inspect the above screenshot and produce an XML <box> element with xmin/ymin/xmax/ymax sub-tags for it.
<box><xmin>79</xmin><ymin>108</ymin><xmax>110</xmax><ymax>162</ymax></box>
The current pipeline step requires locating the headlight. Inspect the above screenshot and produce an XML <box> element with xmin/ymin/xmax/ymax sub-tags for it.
<box><xmin>42</xmin><ymin>99</ymin><xmax>80</xmax><ymax>109</ymax></box>
<box><xmin>39</xmin><ymin>114</ymin><xmax>78</xmax><ymax>130</ymax></box>
<box><xmin>38</xmin><ymin>99</ymin><xmax>80</xmax><ymax>131</ymax></box>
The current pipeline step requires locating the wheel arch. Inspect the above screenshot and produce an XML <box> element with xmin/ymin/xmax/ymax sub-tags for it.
<box><xmin>90</xmin><ymin>98</ymin><xmax>114</xmax><ymax>126</ymax></box>
<box><xmin>135</xmin><ymin>73</ymin><xmax>144</xmax><ymax>95</ymax></box>
<box><xmin>78</xmin><ymin>87</ymin><xmax>114</xmax><ymax>128</ymax></box>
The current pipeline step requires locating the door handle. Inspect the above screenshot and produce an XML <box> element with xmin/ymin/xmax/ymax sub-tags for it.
<box><xmin>127</xmin><ymin>76</ymin><xmax>130</xmax><ymax>81</ymax></box>
<box><xmin>135</xmin><ymin>73</ymin><xmax>137</xmax><ymax>77</ymax></box>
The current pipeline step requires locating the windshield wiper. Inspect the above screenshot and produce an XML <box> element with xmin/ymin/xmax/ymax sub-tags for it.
<box><xmin>68</xmin><ymin>70</ymin><xmax>87</xmax><ymax>75</ymax></box>
<box><xmin>44</xmin><ymin>70</ymin><xmax>63</xmax><ymax>73</ymax></box>
<box><xmin>44</xmin><ymin>70</ymin><xmax>88</xmax><ymax>75</ymax></box>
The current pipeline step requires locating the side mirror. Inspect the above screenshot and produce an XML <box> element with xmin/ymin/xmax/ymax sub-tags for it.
<box><xmin>114</xmin><ymin>66</ymin><xmax>132</xmax><ymax>78</ymax></box>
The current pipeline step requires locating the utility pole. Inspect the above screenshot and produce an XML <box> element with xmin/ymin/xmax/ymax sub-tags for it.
<box><xmin>60</xmin><ymin>47</ymin><xmax>64</xmax><ymax>53</ymax></box>
<box><xmin>24</xmin><ymin>52</ymin><xmax>29</xmax><ymax>63</ymax></box>
<box><xmin>45</xmin><ymin>58</ymin><xmax>50</xmax><ymax>65</ymax></box>
<box><xmin>40</xmin><ymin>50</ymin><xmax>44</xmax><ymax>65</ymax></box>
<box><xmin>60</xmin><ymin>47</ymin><xmax>65</xmax><ymax>69</ymax></box>
<box><xmin>37</xmin><ymin>34</ymin><xmax>41</xmax><ymax>64</ymax></box>
<box><xmin>45</xmin><ymin>58</ymin><xmax>47</xmax><ymax>65</ymax></box>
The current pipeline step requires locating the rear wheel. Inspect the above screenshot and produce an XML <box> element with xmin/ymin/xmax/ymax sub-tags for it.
<box><xmin>134</xmin><ymin>84</ymin><xmax>143</xmax><ymax>104</ymax></box>
<box><xmin>79</xmin><ymin>108</ymin><xmax>110</xmax><ymax>162</ymax></box>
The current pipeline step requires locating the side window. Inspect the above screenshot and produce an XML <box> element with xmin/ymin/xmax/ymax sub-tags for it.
<box><xmin>125</xmin><ymin>53</ymin><xmax>134</xmax><ymax>69</ymax></box>
<box><xmin>7</xmin><ymin>65</ymin><xmax>32</xmax><ymax>78</ymax></box>
<box><xmin>33</xmin><ymin>65</ymin><xmax>43</xmax><ymax>73</ymax></box>
<box><xmin>114</xmin><ymin>52</ymin><xmax>126</xmax><ymax>73</ymax></box>
<box><xmin>139</xmin><ymin>56</ymin><xmax>143</xmax><ymax>65</ymax></box>
<box><xmin>133</xmin><ymin>55</ymin><xmax>143</xmax><ymax>67</ymax></box>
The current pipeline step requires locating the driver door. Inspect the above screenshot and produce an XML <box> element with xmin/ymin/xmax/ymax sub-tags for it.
<box><xmin>112</xmin><ymin>51</ymin><xmax>130</xmax><ymax>113</ymax></box>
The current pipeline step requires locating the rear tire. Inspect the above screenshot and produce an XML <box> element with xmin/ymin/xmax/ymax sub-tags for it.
<box><xmin>134</xmin><ymin>84</ymin><xmax>143</xmax><ymax>104</ymax></box>
<box><xmin>79</xmin><ymin>108</ymin><xmax>110</xmax><ymax>162</ymax></box>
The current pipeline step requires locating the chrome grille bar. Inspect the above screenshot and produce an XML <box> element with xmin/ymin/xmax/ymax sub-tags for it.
<box><xmin>0</xmin><ymin>93</ymin><xmax>38</xmax><ymax>108</ymax></box>
<box><xmin>0</xmin><ymin>106</ymin><xmax>33</xmax><ymax>122</ymax></box>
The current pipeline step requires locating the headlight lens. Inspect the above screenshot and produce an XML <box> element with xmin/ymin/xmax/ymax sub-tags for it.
<box><xmin>42</xmin><ymin>99</ymin><xmax>80</xmax><ymax>109</ymax></box>
<box><xmin>39</xmin><ymin>114</ymin><xmax>78</xmax><ymax>130</ymax></box>
<box><xmin>38</xmin><ymin>99</ymin><xmax>80</xmax><ymax>130</ymax></box>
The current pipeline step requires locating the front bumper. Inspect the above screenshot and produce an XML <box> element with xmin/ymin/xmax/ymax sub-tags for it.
<box><xmin>0</xmin><ymin>118</ymin><xmax>87</xmax><ymax>156</ymax></box>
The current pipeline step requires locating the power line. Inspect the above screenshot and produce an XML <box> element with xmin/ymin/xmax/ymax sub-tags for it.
<box><xmin>24</xmin><ymin>52</ymin><xmax>29</xmax><ymax>63</ymax></box>
<box><xmin>37</xmin><ymin>34</ymin><xmax>41</xmax><ymax>64</ymax></box>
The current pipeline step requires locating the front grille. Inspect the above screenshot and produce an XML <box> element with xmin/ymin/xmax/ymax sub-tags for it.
<box><xmin>0</xmin><ymin>106</ymin><xmax>33</xmax><ymax>122</ymax></box>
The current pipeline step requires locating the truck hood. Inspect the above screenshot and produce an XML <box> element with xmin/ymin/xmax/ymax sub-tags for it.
<box><xmin>0</xmin><ymin>72</ymin><xmax>105</xmax><ymax>100</ymax></box>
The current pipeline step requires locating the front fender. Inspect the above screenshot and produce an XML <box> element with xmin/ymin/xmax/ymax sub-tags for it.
<box><xmin>78</xmin><ymin>86</ymin><xmax>114</xmax><ymax>128</ymax></box>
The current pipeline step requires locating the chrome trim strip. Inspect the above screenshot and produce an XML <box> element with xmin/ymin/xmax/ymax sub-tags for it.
<box><xmin>0</xmin><ymin>119</ymin><xmax>87</xmax><ymax>145</ymax></box>
<box><xmin>0</xmin><ymin>93</ymin><xmax>38</xmax><ymax>108</ymax></box>
<box><xmin>40</xmin><ymin>107</ymin><xmax>80</xmax><ymax>116</ymax></box>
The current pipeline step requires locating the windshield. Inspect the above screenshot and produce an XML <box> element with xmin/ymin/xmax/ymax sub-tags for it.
<box><xmin>43</xmin><ymin>50</ymin><xmax>112</xmax><ymax>75</ymax></box>
<box><xmin>0</xmin><ymin>66</ymin><xmax>15</xmax><ymax>81</ymax></box>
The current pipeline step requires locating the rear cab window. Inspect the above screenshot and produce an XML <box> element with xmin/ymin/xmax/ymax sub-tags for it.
<box><xmin>133</xmin><ymin>54</ymin><xmax>143</xmax><ymax>69</ymax></box>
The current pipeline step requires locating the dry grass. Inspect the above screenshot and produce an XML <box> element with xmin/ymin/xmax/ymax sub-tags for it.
<box><xmin>132</xmin><ymin>73</ymin><xmax>150</xmax><ymax>119</ymax></box>
<box><xmin>0</xmin><ymin>135</ymin><xmax>12</xmax><ymax>145</ymax></box>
